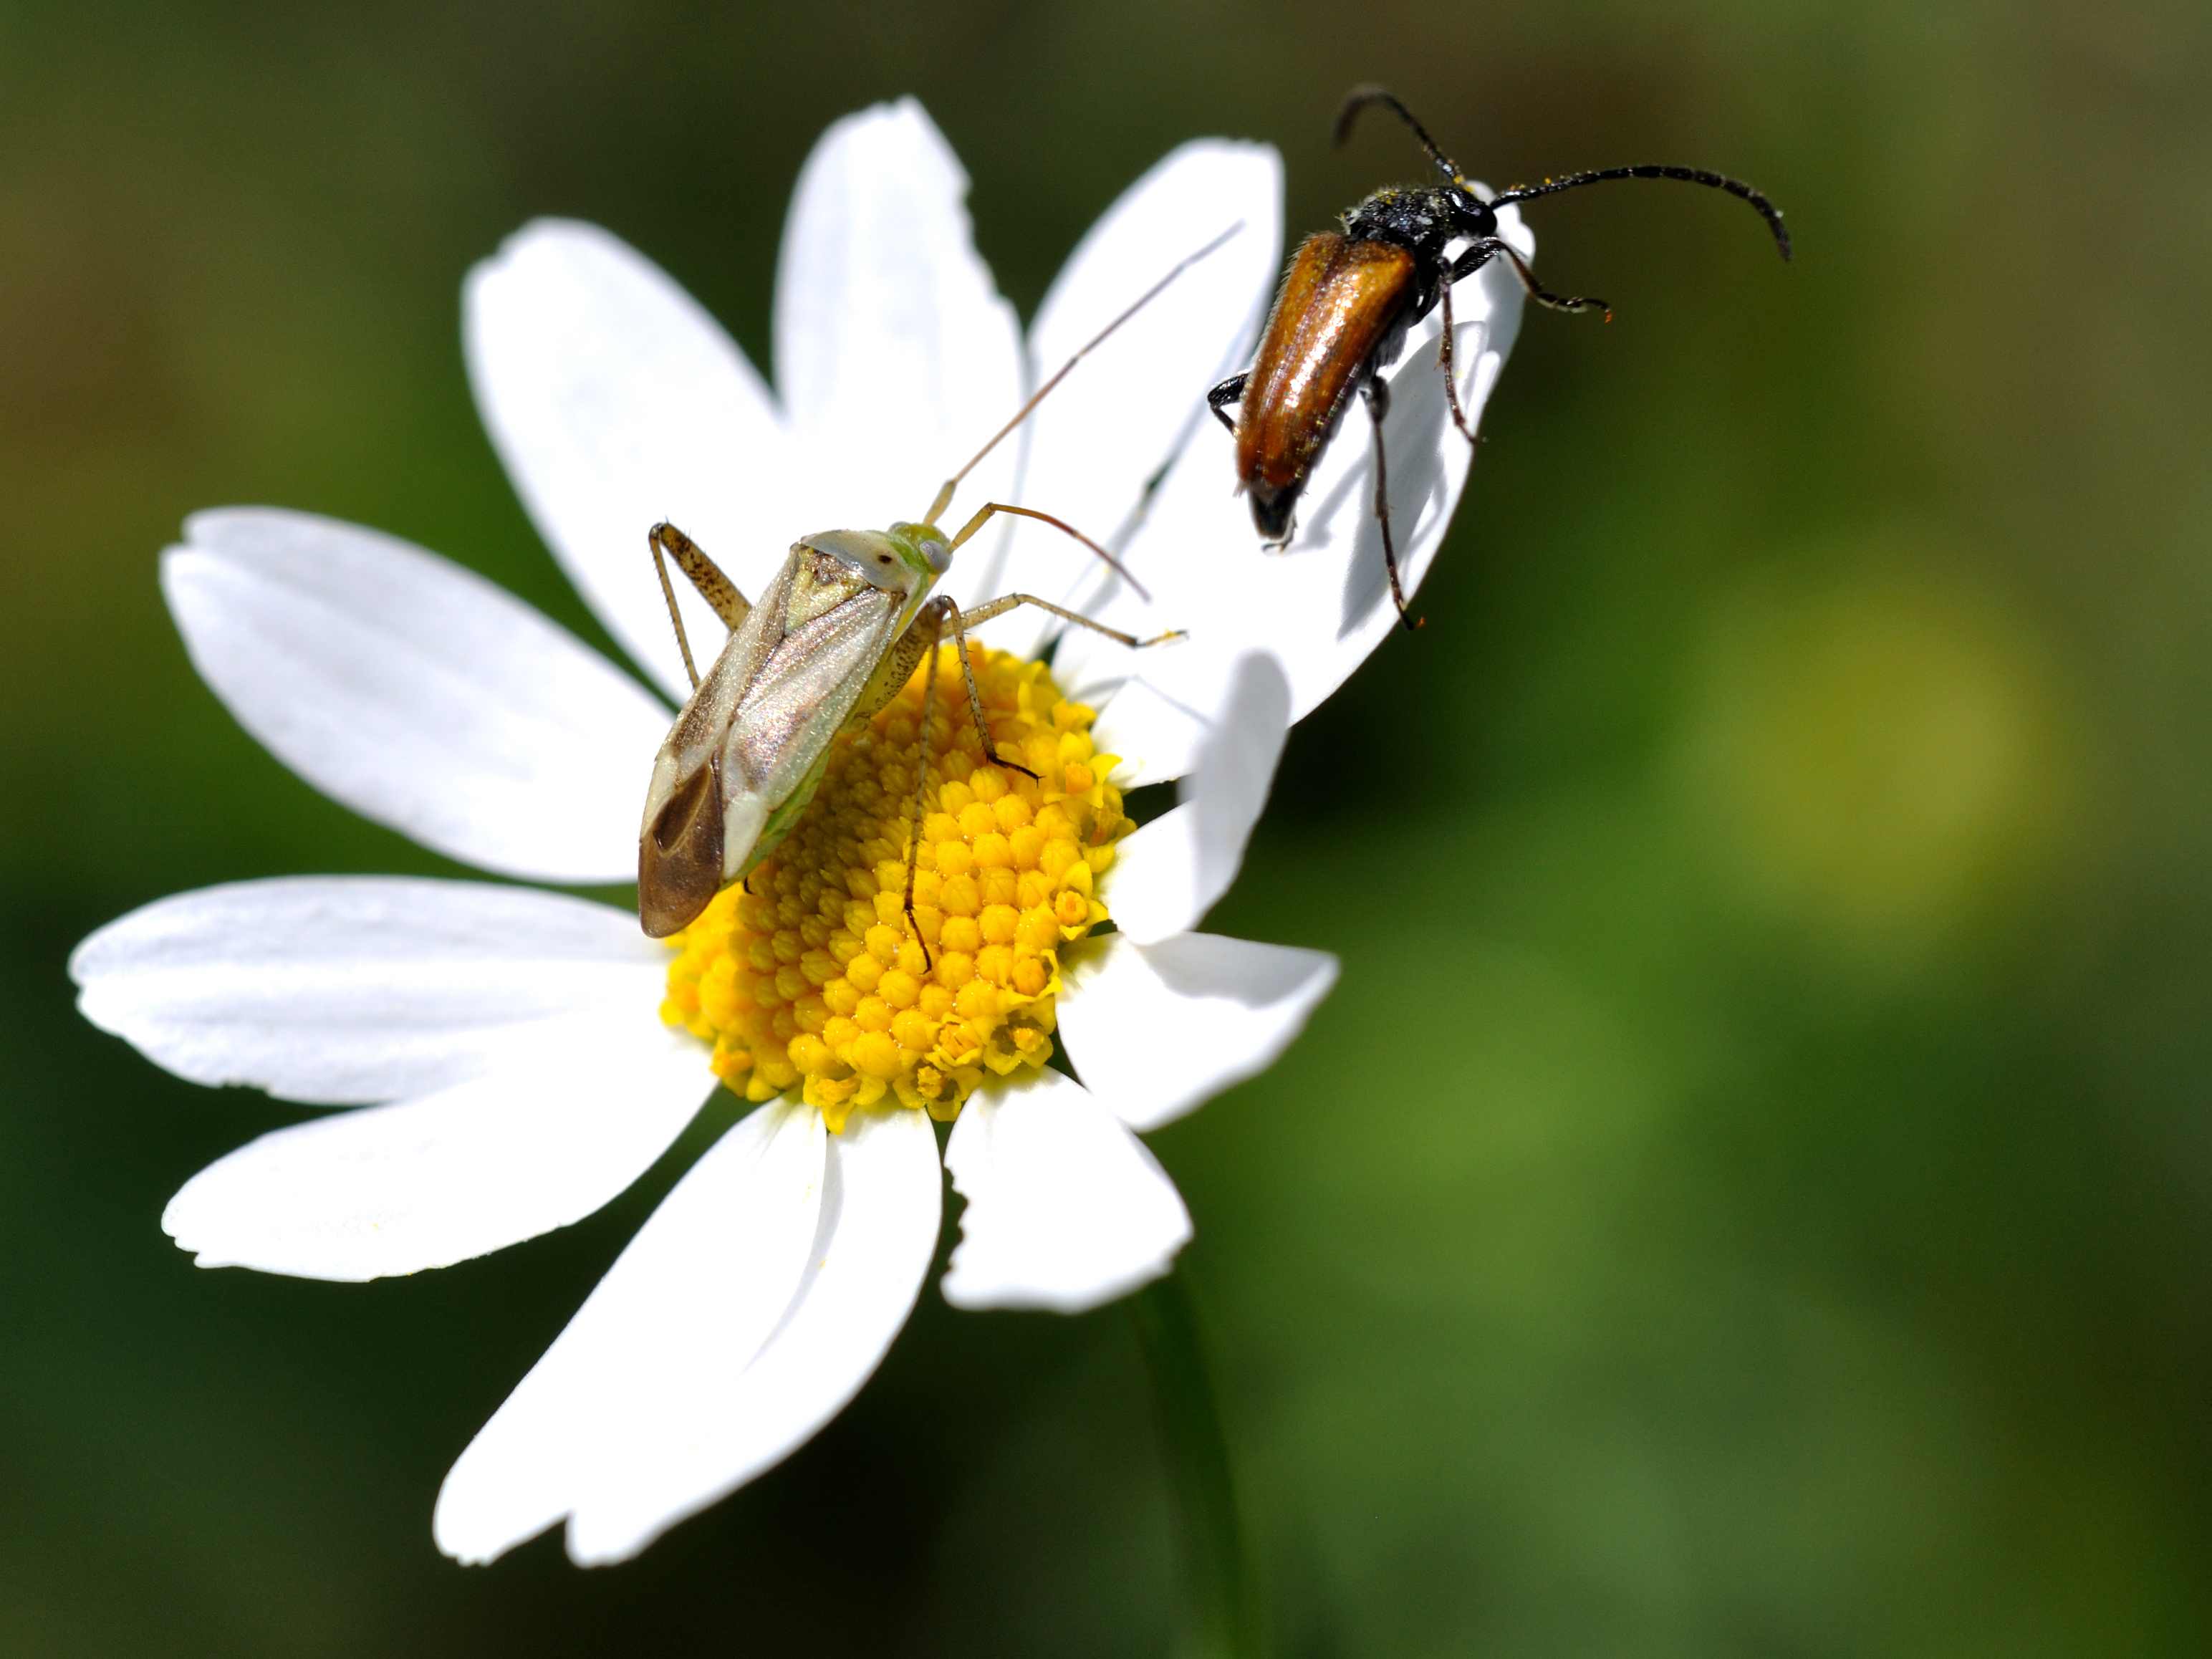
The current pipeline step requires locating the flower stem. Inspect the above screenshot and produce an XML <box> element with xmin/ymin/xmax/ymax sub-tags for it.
<box><xmin>1132</xmin><ymin>1269</ymin><xmax>1261</xmax><ymax>1659</ymax></box>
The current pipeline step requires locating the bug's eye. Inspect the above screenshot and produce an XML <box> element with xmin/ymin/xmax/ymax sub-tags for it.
<box><xmin>877</xmin><ymin>554</ymin><xmax>891</xmax><ymax>564</ymax></box>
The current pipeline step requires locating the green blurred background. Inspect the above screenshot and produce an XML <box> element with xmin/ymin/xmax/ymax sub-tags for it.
<box><xmin>6</xmin><ymin>1</ymin><xmax>2208</xmax><ymax>1653</ymax></box>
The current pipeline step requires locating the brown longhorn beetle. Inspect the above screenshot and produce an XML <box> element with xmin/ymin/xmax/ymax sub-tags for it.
<box><xmin>1208</xmin><ymin>85</ymin><xmax>1792</xmax><ymax>627</ymax></box>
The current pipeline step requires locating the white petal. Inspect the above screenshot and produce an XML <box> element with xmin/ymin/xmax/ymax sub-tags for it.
<box><xmin>465</xmin><ymin>220</ymin><xmax>794</xmax><ymax>701</ymax></box>
<box><xmin>772</xmin><ymin>99</ymin><xmax>1023</xmax><ymax>546</ymax></box>
<box><xmin>1103</xmin><ymin>650</ymin><xmax>1290</xmax><ymax>945</ymax></box>
<box><xmin>164</xmin><ymin>509</ymin><xmax>669</xmax><ymax>883</ymax></box>
<box><xmin>1055</xmin><ymin>203</ymin><xmax>1534</xmax><ymax>774</ymax></box>
<box><xmin>1082</xmin><ymin>673</ymin><xmax>1218</xmax><ymax>791</ymax></box>
<box><xmin>559</xmin><ymin>1105</ymin><xmax>940</xmax><ymax>1564</ymax></box>
<box><xmin>161</xmin><ymin>1022</ymin><xmax>708</xmax><ymax>1281</ymax></box>
<box><xmin>433</xmin><ymin>1100</ymin><xmax>829</xmax><ymax>1565</ymax></box>
<box><xmin>1058</xmin><ymin>932</ymin><xmax>1338</xmax><ymax>1133</ymax></box>
<box><xmin>71</xmin><ymin>877</ymin><xmax>665</xmax><ymax>1107</ymax></box>
<box><xmin>941</xmin><ymin>1068</ymin><xmax>1191</xmax><ymax>1314</ymax></box>
<box><xmin>961</xmin><ymin>140</ymin><xmax>1284</xmax><ymax>652</ymax></box>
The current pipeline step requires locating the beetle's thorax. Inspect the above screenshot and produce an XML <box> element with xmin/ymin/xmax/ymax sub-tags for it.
<box><xmin>1341</xmin><ymin>183</ymin><xmax>1496</xmax><ymax>264</ymax></box>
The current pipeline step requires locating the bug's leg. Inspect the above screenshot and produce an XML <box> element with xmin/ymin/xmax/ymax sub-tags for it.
<box><xmin>947</xmin><ymin>597</ymin><xmax>1179</xmax><ymax>774</ymax></box>
<box><xmin>1436</xmin><ymin>279</ymin><xmax>1481</xmax><ymax>446</ymax></box>
<box><xmin>1206</xmin><ymin>371</ymin><xmax>1248</xmax><ymax>434</ymax></box>
<box><xmin>648</xmin><ymin>521</ymin><xmax>753</xmax><ymax>691</ymax></box>
<box><xmin>1441</xmin><ymin>241</ymin><xmax>1501</xmax><ymax>287</ymax></box>
<box><xmin>650</xmin><ymin>521</ymin><xmax>752</xmax><ymax>625</ymax></box>
<box><xmin>648</xmin><ymin>526</ymin><xmax>701</xmax><ymax>692</ymax></box>
<box><xmin>900</xmin><ymin>596</ymin><xmax>958</xmax><ymax>973</ymax></box>
<box><xmin>935</xmin><ymin>602</ymin><xmax>1041</xmax><ymax>783</ymax></box>
<box><xmin>1363</xmin><ymin>377</ymin><xmax>1418</xmax><ymax>630</ymax></box>
<box><xmin>954</xmin><ymin>593</ymin><xmax>1186</xmax><ymax>652</ymax></box>
<box><xmin>1448</xmin><ymin>238</ymin><xmax>1610</xmax><ymax>322</ymax></box>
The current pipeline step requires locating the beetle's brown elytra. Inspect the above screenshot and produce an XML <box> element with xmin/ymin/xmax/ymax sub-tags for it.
<box><xmin>1210</xmin><ymin>85</ymin><xmax>1790</xmax><ymax>629</ymax></box>
<box><xmin>1236</xmin><ymin>235</ymin><xmax>1418</xmax><ymax>542</ymax></box>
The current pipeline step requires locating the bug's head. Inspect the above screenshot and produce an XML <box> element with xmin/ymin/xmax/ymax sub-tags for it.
<box><xmin>1337</xmin><ymin>86</ymin><xmax>1506</xmax><ymax>245</ymax></box>
<box><xmin>1446</xmin><ymin>187</ymin><xmax>1499</xmax><ymax>242</ymax></box>
<box><xmin>888</xmin><ymin>521</ymin><xmax>953</xmax><ymax>575</ymax></box>
<box><xmin>1339</xmin><ymin>85</ymin><xmax>1792</xmax><ymax>271</ymax></box>
<box><xmin>799</xmin><ymin>526</ymin><xmax>946</xmax><ymax>597</ymax></box>
<box><xmin>1335</xmin><ymin>87</ymin><xmax>1506</xmax><ymax>259</ymax></box>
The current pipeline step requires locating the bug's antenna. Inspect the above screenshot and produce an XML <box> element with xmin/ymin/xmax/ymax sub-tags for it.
<box><xmin>1489</xmin><ymin>166</ymin><xmax>1794</xmax><ymax>261</ymax></box>
<box><xmin>922</xmin><ymin>220</ymin><xmax>1246</xmax><ymax>526</ymax></box>
<box><xmin>1335</xmin><ymin>85</ymin><xmax>1468</xmax><ymax>188</ymax></box>
<box><xmin>943</xmin><ymin>501</ymin><xmax>1153</xmax><ymax>601</ymax></box>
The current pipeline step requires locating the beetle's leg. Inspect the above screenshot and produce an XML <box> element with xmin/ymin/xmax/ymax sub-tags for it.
<box><xmin>900</xmin><ymin>596</ymin><xmax>959</xmax><ymax>973</ymax></box>
<box><xmin>1436</xmin><ymin>279</ymin><xmax>1481</xmax><ymax>446</ymax></box>
<box><xmin>1206</xmin><ymin>371</ymin><xmax>1247</xmax><ymax>434</ymax></box>
<box><xmin>1447</xmin><ymin>238</ymin><xmax>1610</xmax><ymax>321</ymax></box>
<box><xmin>954</xmin><ymin>593</ymin><xmax>1185</xmax><ymax>652</ymax></box>
<box><xmin>1363</xmin><ymin>377</ymin><xmax>1419</xmax><ymax>631</ymax></box>
<box><xmin>1435</xmin><ymin>239</ymin><xmax>1609</xmax><ymax>450</ymax></box>
<box><xmin>648</xmin><ymin>521</ymin><xmax>753</xmax><ymax>691</ymax></box>
<box><xmin>1441</xmin><ymin>240</ymin><xmax>1501</xmax><ymax>289</ymax></box>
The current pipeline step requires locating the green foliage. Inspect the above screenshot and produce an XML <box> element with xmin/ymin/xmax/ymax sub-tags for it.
<box><xmin>5</xmin><ymin>0</ymin><xmax>2208</xmax><ymax>1652</ymax></box>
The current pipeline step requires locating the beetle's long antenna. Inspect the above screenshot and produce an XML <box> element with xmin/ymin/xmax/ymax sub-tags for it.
<box><xmin>1335</xmin><ymin>85</ymin><xmax>1466</xmax><ymax>187</ymax></box>
<box><xmin>1490</xmin><ymin>166</ymin><xmax>1793</xmax><ymax>261</ymax></box>
<box><xmin>921</xmin><ymin>221</ymin><xmax>1246</xmax><ymax>526</ymax></box>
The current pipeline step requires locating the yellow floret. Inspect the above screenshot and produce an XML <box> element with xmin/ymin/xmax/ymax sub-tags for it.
<box><xmin>658</xmin><ymin>645</ymin><xmax>1129</xmax><ymax>1130</ymax></box>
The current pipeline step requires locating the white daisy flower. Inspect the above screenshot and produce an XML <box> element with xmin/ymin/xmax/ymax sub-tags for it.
<box><xmin>69</xmin><ymin>97</ymin><xmax>1532</xmax><ymax>1566</ymax></box>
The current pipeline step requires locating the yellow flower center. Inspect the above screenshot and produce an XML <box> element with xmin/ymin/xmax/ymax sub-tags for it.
<box><xmin>658</xmin><ymin>644</ymin><xmax>1129</xmax><ymax>1133</ymax></box>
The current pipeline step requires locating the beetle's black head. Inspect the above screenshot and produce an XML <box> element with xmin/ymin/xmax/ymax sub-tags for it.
<box><xmin>1446</xmin><ymin>186</ymin><xmax>1499</xmax><ymax>242</ymax></box>
<box><xmin>1335</xmin><ymin>87</ymin><xmax>1501</xmax><ymax>262</ymax></box>
<box><xmin>1344</xmin><ymin>183</ymin><xmax>1489</xmax><ymax>266</ymax></box>
<box><xmin>1342</xmin><ymin>181</ymin><xmax>1501</xmax><ymax>270</ymax></box>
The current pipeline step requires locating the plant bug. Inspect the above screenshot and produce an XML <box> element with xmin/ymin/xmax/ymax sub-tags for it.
<box><xmin>636</xmin><ymin>227</ymin><xmax>1241</xmax><ymax>947</ymax></box>
<box><xmin>1208</xmin><ymin>84</ymin><xmax>1791</xmax><ymax>627</ymax></box>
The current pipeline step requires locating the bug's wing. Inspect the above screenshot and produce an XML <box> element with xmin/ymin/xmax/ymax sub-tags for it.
<box><xmin>715</xmin><ymin>587</ymin><xmax>908</xmax><ymax>877</ymax></box>
<box><xmin>648</xmin><ymin>552</ymin><xmax>807</xmax><ymax>801</ymax></box>
<box><xmin>638</xmin><ymin>754</ymin><xmax>726</xmax><ymax>936</ymax></box>
<box><xmin>639</xmin><ymin>552</ymin><xmax>812</xmax><ymax>936</ymax></box>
